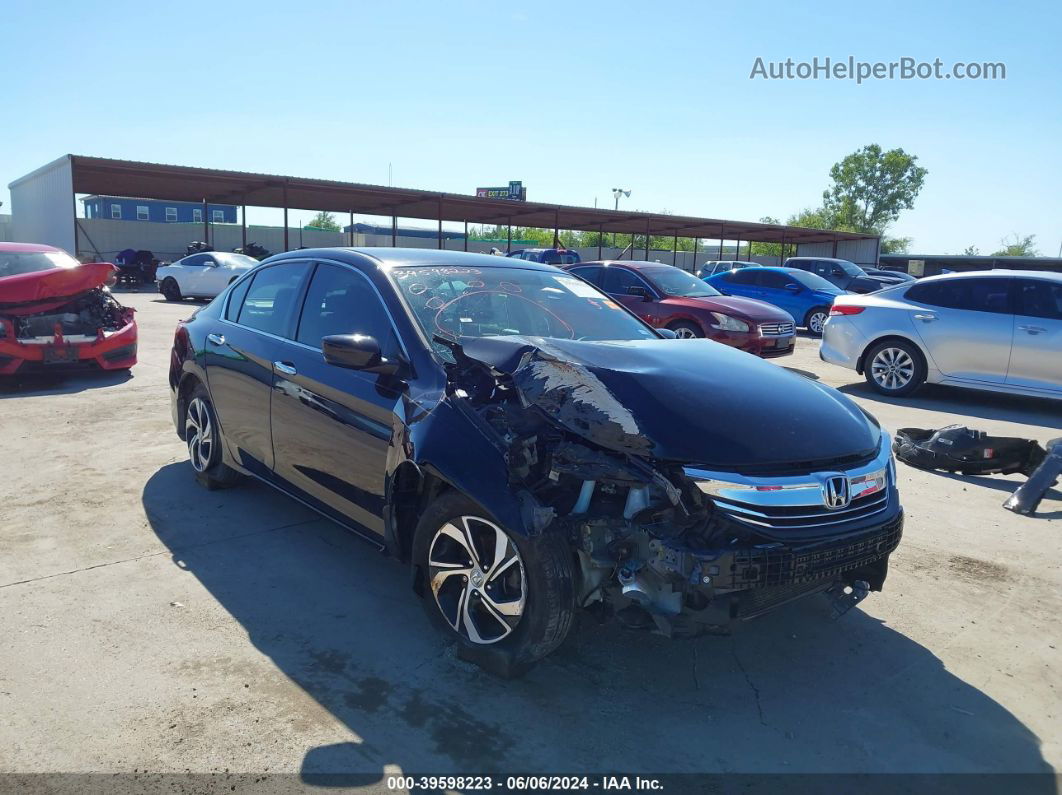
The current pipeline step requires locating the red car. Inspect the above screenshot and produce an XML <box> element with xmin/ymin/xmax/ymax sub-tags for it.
<box><xmin>0</xmin><ymin>243</ymin><xmax>137</xmax><ymax>375</ymax></box>
<box><xmin>565</xmin><ymin>260</ymin><xmax>796</xmax><ymax>358</ymax></box>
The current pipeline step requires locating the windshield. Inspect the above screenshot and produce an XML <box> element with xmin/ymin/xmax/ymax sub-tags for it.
<box><xmin>789</xmin><ymin>270</ymin><xmax>838</xmax><ymax>292</ymax></box>
<box><xmin>836</xmin><ymin>259</ymin><xmax>866</xmax><ymax>277</ymax></box>
<box><xmin>641</xmin><ymin>266</ymin><xmax>721</xmax><ymax>297</ymax></box>
<box><xmin>0</xmin><ymin>250</ymin><xmax>80</xmax><ymax>279</ymax></box>
<box><xmin>391</xmin><ymin>265</ymin><xmax>659</xmax><ymax>358</ymax></box>
<box><xmin>220</xmin><ymin>253</ymin><xmax>260</xmax><ymax>268</ymax></box>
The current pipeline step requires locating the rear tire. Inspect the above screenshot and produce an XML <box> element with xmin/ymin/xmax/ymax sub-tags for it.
<box><xmin>667</xmin><ymin>320</ymin><xmax>703</xmax><ymax>339</ymax></box>
<box><xmin>184</xmin><ymin>384</ymin><xmax>242</xmax><ymax>489</ymax></box>
<box><xmin>863</xmin><ymin>339</ymin><xmax>926</xmax><ymax>397</ymax></box>
<box><xmin>804</xmin><ymin>307</ymin><xmax>829</xmax><ymax>337</ymax></box>
<box><xmin>161</xmin><ymin>278</ymin><xmax>182</xmax><ymax>302</ymax></box>
<box><xmin>412</xmin><ymin>491</ymin><xmax>574</xmax><ymax>677</ymax></box>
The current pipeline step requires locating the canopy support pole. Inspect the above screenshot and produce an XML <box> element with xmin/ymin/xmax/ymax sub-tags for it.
<box><xmin>282</xmin><ymin>184</ymin><xmax>288</xmax><ymax>251</ymax></box>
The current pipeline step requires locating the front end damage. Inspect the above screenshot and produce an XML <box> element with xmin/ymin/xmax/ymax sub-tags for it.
<box><xmin>437</xmin><ymin>335</ymin><xmax>903</xmax><ymax>637</ymax></box>
<box><xmin>0</xmin><ymin>264</ymin><xmax>137</xmax><ymax>374</ymax></box>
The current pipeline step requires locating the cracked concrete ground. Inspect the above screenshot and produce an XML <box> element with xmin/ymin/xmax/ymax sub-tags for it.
<box><xmin>0</xmin><ymin>287</ymin><xmax>1059</xmax><ymax>779</ymax></box>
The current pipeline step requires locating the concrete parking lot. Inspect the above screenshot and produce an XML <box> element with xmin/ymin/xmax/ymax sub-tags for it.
<box><xmin>0</xmin><ymin>286</ymin><xmax>1059</xmax><ymax>780</ymax></box>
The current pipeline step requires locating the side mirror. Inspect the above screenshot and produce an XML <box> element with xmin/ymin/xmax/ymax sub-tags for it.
<box><xmin>785</xmin><ymin>283</ymin><xmax>802</xmax><ymax>292</ymax></box>
<box><xmin>626</xmin><ymin>285</ymin><xmax>652</xmax><ymax>301</ymax></box>
<box><xmin>657</xmin><ymin>328</ymin><xmax>678</xmax><ymax>339</ymax></box>
<box><xmin>322</xmin><ymin>334</ymin><xmax>401</xmax><ymax>375</ymax></box>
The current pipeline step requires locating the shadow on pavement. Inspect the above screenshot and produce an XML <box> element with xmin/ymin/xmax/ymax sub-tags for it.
<box><xmin>0</xmin><ymin>368</ymin><xmax>133</xmax><ymax>399</ymax></box>
<box><xmin>837</xmin><ymin>382</ymin><xmax>1062</xmax><ymax>431</ymax></box>
<box><xmin>143</xmin><ymin>462</ymin><xmax>1055</xmax><ymax>780</ymax></box>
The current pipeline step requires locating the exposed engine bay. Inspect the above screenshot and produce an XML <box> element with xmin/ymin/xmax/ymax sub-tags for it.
<box><xmin>438</xmin><ymin>335</ymin><xmax>901</xmax><ymax>636</ymax></box>
<box><xmin>12</xmin><ymin>288</ymin><xmax>133</xmax><ymax>342</ymax></box>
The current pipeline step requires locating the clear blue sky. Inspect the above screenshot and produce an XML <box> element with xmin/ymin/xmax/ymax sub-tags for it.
<box><xmin>3</xmin><ymin>0</ymin><xmax>1059</xmax><ymax>255</ymax></box>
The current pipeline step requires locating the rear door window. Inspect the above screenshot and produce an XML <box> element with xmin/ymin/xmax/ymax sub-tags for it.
<box><xmin>234</xmin><ymin>262</ymin><xmax>311</xmax><ymax>336</ymax></box>
<box><xmin>568</xmin><ymin>266</ymin><xmax>604</xmax><ymax>287</ymax></box>
<box><xmin>728</xmin><ymin>269</ymin><xmax>762</xmax><ymax>286</ymax></box>
<box><xmin>906</xmin><ymin>278</ymin><xmax>1012</xmax><ymax>314</ymax></box>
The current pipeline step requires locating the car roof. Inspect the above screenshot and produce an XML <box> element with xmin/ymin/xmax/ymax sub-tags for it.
<box><xmin>266</xmin><ymin>246</ymin><xmax>562</xmax><ymax>273</ymax></box>
<box><xmin>919</xmin><ymin>269</ymin><xmax>1062</xmax><ymax>283</ymax></box>
<box><xmin>0</xmin><ymin>242</ymin><xmax>64</xmax><ymax>254</ymax></box>
<box><xmin>572</xmin><ymin>260</ymin><xmax>676</xmax><ymax>270</ymax></box>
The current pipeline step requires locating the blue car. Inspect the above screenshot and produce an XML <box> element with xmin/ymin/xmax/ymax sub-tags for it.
<box><xmin>508</xmin><ymin>248</ymin><xmax>581</xmax><ymax>265</ymax></box>
<box><xmin>704</xmin><ymin>266</ymin><xmax>845</xmax><ymax>336</ymax></box>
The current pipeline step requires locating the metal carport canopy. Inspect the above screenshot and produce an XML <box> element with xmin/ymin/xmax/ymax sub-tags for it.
<box><xmin>66</xmin><ymin>155</ymin><xmax>872</xmax><ymax>245</ymax></box>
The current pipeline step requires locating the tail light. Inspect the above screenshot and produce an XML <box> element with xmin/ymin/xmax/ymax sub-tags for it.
<box><xmin>830</xmin><ymin>305</ymin><xmax>866</xmax><ymax>316</ymax></box>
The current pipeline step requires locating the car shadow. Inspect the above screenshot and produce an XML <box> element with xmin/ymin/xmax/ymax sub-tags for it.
<box><xmin>0</xmin><ymin>367</ymin><xmax>133</xmax><ymax>398</ymax></box>
<box><xmin>837</xmin><ymin>382</ymin><xmax>1062</xmax><ymax>431</ymax></box>
<box><xmin>142</xmin><ymin>463</ymin><xmax>1055</xmax><ymax>780</ymax></box>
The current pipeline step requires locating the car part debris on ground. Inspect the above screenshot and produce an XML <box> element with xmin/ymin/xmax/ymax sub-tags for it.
<box><xmin>894</xmin><ymin>426</ymin><xmax>1059</xmax><ymax>516</ymax></box>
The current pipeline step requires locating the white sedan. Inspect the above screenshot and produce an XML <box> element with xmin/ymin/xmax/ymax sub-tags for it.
<box><xmin>821</xmin><ymin>269</ymin><xmax>1062</xmax><ymax>400</ymax></box>
<box><xmin>156</xmin><ymin>252</ymin><xmax>260</xmax><ymax>301</ymax></box>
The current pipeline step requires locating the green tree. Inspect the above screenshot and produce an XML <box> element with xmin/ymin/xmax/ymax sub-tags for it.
<box><xmin>991</xmin><ymin>233</ymin><xmax>1039</xmax><ymax>257</ymax></box>
<box><xmin>822</xmin><ymin>144</ymin><xmax>927</xmax><ymax>232</ymax></box>
<box><xmin>881</xmin><ymin>236</ymin><xmax>912</xmax><ymax>254</ymax></box>
<box><xmin>306</xmin><ymin>211</ymin><xmax>341</xmax><ymax>232</ymax></box>
<box><xmin>962</xmin><ymin>245</ymin><xmax>980</xmax><ymax>256</ymax></box>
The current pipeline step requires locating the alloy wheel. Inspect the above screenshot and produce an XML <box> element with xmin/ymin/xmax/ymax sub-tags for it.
<box><xmin>808</xmin><ymin>312</ymin><xmax>827</xmax><ymax>334</ymax></box>
<box><xmin>672</xmin><ymin>326</ymin><xmax>699</xmax><ymax>339</ymax></box>
<box><xmin>870</xmin><ymin>347</ymin><xmax>915</xmax><ymax>391</ymax></box>
<box><xmin>427</xmin><ymin>516</ymin><xmax>526</xmax><ymax>645</ymax></box>
<box><xmin>185</xmin><ymin>397</ymin><xmax>214</xmax><ymax>473</ymax></box>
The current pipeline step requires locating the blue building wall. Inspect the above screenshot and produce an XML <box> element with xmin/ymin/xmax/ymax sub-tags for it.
<box><xmin>83</xmin><ymin>196</ymin><xmax>238</xmax><ymax>224</ymax></box>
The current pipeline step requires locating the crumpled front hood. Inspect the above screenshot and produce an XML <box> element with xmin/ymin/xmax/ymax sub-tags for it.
<box><xmin>0</xmin><ymin>263</ymin><xmax>117</xmax><ymax>316</ymax></box>
<box><xmin>459</xmin><ymin>335</ymin><xmax>880</xmax><ymax>468</ymax></box>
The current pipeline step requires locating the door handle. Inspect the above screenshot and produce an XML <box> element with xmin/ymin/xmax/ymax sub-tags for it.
<box><xmin>1018</xmin><ymin>325</ymin><xmax>1046</xmax><ymax>334</ymax></box>
<box><xmin>273</xmin><ymin>361</ymin><xmax>297</xmax><ymax>375</ymax></box>
<box><xmin>206</xmin><ymin>333</ymin><xmax>226</xmax><ymax>346</ymax></box>
<box><xmin>913</xmin><ymin>313</ymin><xmax>937</xmax><ymax>322</ymax></box>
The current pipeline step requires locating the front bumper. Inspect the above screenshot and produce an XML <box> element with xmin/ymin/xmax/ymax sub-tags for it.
<box><xmin>0</xmin><ymin>320</ymin><xmax>138</xmax><ymax>375</ymax></box>
<box><xmin>710</xmin><ymin>329</ymin><xmax>796</xmax><ymax>359</ymax></box>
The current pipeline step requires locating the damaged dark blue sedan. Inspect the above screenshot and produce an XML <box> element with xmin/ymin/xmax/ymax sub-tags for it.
<box><xmin>169</xmin><ymin>248</ymin><xmax>903</xmax><ymax>675</ymax></box>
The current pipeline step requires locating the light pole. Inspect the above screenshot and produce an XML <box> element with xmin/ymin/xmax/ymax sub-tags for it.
<box><xmin>611</xmin><ymin>188</ymin><xmax>630</xmax><ymax>248</ymax></box>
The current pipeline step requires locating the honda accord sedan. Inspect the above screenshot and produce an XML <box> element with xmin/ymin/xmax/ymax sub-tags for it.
<box><xmin>822</xmin><ymin>270</ymin><xmax>1062</xmax><ymax>399</ymax></box>
<box><xmin>565</xmin><ymin>260</ymin><xmax>796</xmax><ymax>357</ymax></box>
<box><xmin>170</xmin><ymin>248</ymin><xmax>903</xmax><ymax>675</ymax></box>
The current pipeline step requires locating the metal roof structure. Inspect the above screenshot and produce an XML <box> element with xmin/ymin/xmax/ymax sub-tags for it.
<box><xmin>55</xmin><ymin>155</ymin><xmax>872</xmax><ymax>245</ymax></box>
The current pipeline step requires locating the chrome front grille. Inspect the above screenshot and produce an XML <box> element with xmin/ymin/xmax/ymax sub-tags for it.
<box><xmin>759</xmin><ymin>322</ymin><xmax>795</xmax><ymax>336</ymax></box>
<box><xmin>684</xmin><ymin>435</ymin><xmax>894</xmax><ymax>532</ymax></box>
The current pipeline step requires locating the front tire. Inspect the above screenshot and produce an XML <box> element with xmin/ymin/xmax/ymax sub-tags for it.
<box><xmin>161</xmin><ymin>278</ymin><xmax>183</xmax><ymax>302</ymax></box>
<box><xmin>804</xmin><ymin>307</ymin><xmax>829</xmax><ymax>337</ymax></box>
<box><xmin>184</xmin><ymin>384</ymin><xmax>242</xmax><ymax>489</ymax></box>
<box><xmin>412</xmin><ymin>491</ymin><xmax>574</xmax><ymax>677</ymax></box>
<box><xmin>863</xmin><ymin>339</ymin><xmax>926</xmax><ymax>397</ymax></box>
<box><xmin>667</xmin><ymin>320</ymin><xmax>703</xmax><ymax>339</ymax></box>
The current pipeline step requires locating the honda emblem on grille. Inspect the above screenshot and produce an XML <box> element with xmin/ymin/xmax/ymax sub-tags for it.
<box><xmin>822</xmin><ymin>475</ymin><xmax>851</xmax><ymax>509</ymax></box>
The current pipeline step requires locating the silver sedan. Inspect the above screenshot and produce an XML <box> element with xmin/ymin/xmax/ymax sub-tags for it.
<box><xmin>820</xmin><ymin>270</ymin><xmax>1062</xmax><ymax>400</ymax></box>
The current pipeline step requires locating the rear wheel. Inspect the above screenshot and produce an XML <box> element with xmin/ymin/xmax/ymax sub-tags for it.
<box><xmin>863</xmin><ymin>339</ymin><xmax>926</xmax><ymax>397</ymax></box>
<box><xmin>185</xmin><ymin>384</ymin><xmax>242</xmax><ymax>489</ymax></box>
<box><xmin>413</xmin><ymin>491</ymin><xmax>574</xmax><ymax>677</ymax></box>
<box><xmin>804</xmin><ymin>307</ymin><xmax>829</xmax><ymax>337</ymax></box>
<box><xmin>161</xmin><ymin>278</ymin><xmax>182</xmax><ymax>302</ymax></box>
<box><xmin>667</xmin><ymin>320</ymin><xmax>703</xmax><ymax>339</ymax></box>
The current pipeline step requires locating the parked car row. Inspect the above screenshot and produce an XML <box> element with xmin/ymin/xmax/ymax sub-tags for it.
<box><xmin>169</xmin><ymin>247</ymin><xmax>905</xmax><ymax>675</ymax></box>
